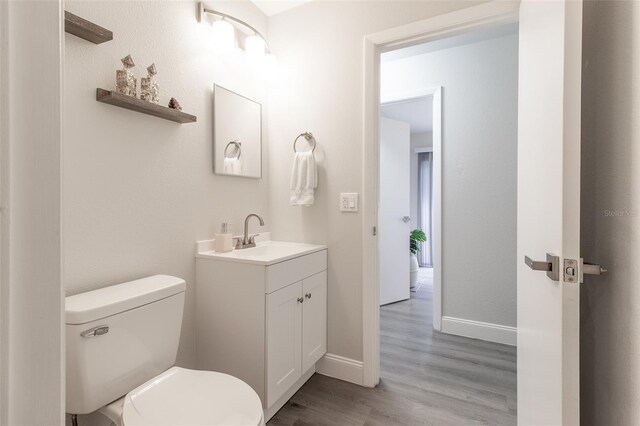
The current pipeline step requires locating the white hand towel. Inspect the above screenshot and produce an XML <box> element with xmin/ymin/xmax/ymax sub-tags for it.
<box><xmin>289</xmin><ymin>151</ymin><xmax>317</xmax><ymax>206</ymax></box>
<box><xmin>223</xmin><ymin>157</ymin><xmax>242</xmax><ymax>175</ymax></box>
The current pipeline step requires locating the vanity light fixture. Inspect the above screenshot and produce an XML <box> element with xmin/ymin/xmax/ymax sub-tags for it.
<box><xmin>211</xmin><ymin>18</ymin><xmax>235</xmax><ymax>50</ymax></box>
<box><xmin>198</xmin><ymin>2</ymin><xmax>271</xmax><ymax>56</ymax></box>
<box><xmin>245</xmin><ymin>34</ymin><xmax>266</xmax><ymax>56</ymax></box>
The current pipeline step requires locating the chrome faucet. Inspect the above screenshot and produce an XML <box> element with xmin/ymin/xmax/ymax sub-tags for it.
<box><xmin>238</xmin><ymin>213</ymin><xmax>265</xmax><ymax>249</ymax></box>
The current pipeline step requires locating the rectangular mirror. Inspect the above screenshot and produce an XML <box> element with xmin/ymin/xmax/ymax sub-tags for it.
<box><xmin>213</xmin><ymin>84</ymin><xmax>262</xmax><ymax>178</ymax></box>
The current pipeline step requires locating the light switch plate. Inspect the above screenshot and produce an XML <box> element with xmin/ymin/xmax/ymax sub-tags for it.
<box><xmin>340</xmin><ymin>193</ymin><xmax>359</xmax><ymax>212</ymax></box>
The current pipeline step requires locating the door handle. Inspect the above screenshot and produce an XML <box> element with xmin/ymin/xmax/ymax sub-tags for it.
<box><xmin>525</xmin><ymin>254</ymin><xmax>607</xmax><ymax>283</ymax></box>
<box><xmin>524</xmin><ymin>253</ymin><xmax>560</xmax><ymax>281</ymax></box>
<box><xmin>579</xmin><ymin>258</ymin><xmax>607</xmax><ymax>283</ymax></box>
<box><xmin>402</xmin><ymin>216</ymin><xmax>411</xmax><ymax>223</ymax></box>
<box><xmin>582</xmin><ymin>261</ymin><xmax>607</xmax><ymax>276</ymax></box>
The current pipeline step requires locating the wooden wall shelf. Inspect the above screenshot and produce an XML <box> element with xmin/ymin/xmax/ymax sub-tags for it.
<box><xmin>96</xmin><ymin>89</ymin><xmax>197</xmax><ymax>124</ymax></box>
<box><xmin>65</xmin><ymin>11</ymin><xmax>113</xmax><ymax>44</ymax></box>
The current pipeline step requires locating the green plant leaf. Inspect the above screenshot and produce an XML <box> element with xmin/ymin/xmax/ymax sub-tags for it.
<box><xmin>409</xmin><ymin>228</ymin><xmax>427</xmax><ymax>254</ymax></box>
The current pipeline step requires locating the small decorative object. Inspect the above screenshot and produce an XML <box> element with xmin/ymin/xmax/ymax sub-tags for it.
<box><xmin>168</xmin><ymin>97</ymin><xmax>182</xmax><ymax>111</ymax></box>
<box><xmin>116</xmin><ymin>54</ymin><xmax>137</xmax><ymax>97</ymax></box>
<box><xmin>140</xmin><ymin>63</ymin><xmax>159</xmax><ymax>104</ymax></box>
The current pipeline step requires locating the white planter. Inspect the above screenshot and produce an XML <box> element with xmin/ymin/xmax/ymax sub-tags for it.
<box><xmin>410</xmin><ymin>253</ymin><xmax>420</xmax><ymax>289</ymax></box>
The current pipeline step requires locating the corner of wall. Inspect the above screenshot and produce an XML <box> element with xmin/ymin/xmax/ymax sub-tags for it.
<box><xmin>316</xmin><ymin>353</ymin><xmax>364</xmax><ymax>386</ymax></box>
<box><xmin>4</xmin><ymin>0</ymin><xmax>65</xmax><ymax>424</ymax></box>
<box><xmin>0</xmin><ymin>1</ymin><xmax>9</xmax><ymax>423</ymax></box>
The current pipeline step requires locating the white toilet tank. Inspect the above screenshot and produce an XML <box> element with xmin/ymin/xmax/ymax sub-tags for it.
<box><xmin>65</xmin><ymin>275</ymin><xmax>186</xmax><ymax>415</ymax></box>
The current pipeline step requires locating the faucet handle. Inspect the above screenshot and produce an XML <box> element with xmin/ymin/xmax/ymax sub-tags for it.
<box><xmin>233</xmin><ymin>237</ymin><xmax>243</xmax><ymax>249</ymax></box>
<box><xmin>248</xmin><ymin>234</ymin><xmax>260</xmax><ymax>244</ymax></box>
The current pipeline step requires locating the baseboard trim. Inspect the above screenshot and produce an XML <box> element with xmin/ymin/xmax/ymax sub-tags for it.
<box><xmin>316</xmin><ymin>353</ymin><xmax>364</xmax><ymax>386</ymax></box>
<box><xmin>441</xmin><ymin>316</ymin><xmax>516</xmax><ymax>346</ymax></box>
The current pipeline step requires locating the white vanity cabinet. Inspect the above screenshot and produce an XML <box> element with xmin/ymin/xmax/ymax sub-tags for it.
<box><xmin>195</xmin><ymin>244</ymin><xmax>327</xmax><ymax>421</ymax></box>
<box><xmin>267</xmin><ymin>270</ymin><xmax>327</xmax><ymax>407</ymax></box>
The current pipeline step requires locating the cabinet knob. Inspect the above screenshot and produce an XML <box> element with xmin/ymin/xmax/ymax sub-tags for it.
<box><xmin>305</xmin><ymin>293</ymin><xmax>312</xmax><ymax>299</ymax></box>
<box><xmin>297</xmin><ymin>297</ymin><xmax>304</xmax><ymax>303</ymax></box>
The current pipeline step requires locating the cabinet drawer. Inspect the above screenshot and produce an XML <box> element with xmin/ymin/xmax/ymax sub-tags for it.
<box><xmin>266</xmin><ymin>250</ymin><xmax>327</xmax><ymax>294</ymax></box>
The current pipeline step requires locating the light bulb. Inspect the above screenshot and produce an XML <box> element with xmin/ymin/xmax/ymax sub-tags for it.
<box><xmin>245</xmin><ymin>34</ymin><xmax>266</xmax><ymax>56</ymax></box>
<box><xmin>212</xmin><ymin>19</ymin><xmax>235</xmax><ymax>50</ymax></box>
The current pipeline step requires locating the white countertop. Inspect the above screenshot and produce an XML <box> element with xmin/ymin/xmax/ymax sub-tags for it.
<box><xmin>196</xmin><ymin>240</ymin><xmax>327</xmax><ymax>266</ymax></box>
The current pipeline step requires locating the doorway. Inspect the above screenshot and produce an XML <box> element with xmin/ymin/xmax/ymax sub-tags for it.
<box><xmin>365</xmin><ymin>2</ymin><xmax>584</xmax><ymax>423</ymax></box>
<box><xmin>362</xmin><ymin>2</ymin><xmax>522</xmax><ymax>389</ymax></box>
<box><xmin>374</xmin><ymin>19</ymin><xmax>519</xmax><ymax>422</ymax></box>
<box><xmin>378</xmin><ymin>91</ymin><xmax>442</xmax><ymax>330</ymax></box>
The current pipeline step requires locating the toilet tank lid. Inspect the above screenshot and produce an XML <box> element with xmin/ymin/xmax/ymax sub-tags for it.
<box><xmin>65</xmin><ymin>275</ymin><xmax>186</xmax><ymax>325</ymax></box>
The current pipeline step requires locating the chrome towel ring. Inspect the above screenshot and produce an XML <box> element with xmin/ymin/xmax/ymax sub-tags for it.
<box><xmin>224</xmin><ymin>140</ymin><xmax>242</xmax><ymax>159</ymax></box>
<box><xmin>293</xmin><ymin>132</ymin><xmax>316</xmax><ymax>153</ymax></box>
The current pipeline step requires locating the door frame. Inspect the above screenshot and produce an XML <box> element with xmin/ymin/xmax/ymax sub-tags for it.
<box><xmin>361</xmin><ymin>0</ymin><xmax>520</xmax><ymax>388</ymax></box>
<box><xmin>379</xmin><ymin>90</ymin><xmax>442</xmax><ymax>329</ymax></box>
<box><xmin>0</xmin><ymin>2</ymin><xmax>65</xmax><ymax>423</ymax></box>
<box><xmin>0</xmin><ymin>1</ymin><xmax>7</xmax><ymax>421</ymax></box>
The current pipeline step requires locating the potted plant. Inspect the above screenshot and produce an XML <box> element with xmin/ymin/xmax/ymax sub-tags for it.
<box><xmin>410</xmin><ymin>229</ymin><xmax>427</xmax><ymax>289</ymax></box>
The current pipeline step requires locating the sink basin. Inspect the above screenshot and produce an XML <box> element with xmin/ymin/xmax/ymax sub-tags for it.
<box><xmin>197</xmin><ymin>240</ymin><xmax>326</xmax><ymax>265</ymax></box>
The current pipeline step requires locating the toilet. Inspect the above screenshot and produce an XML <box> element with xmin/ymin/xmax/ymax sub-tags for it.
<box><xmin>65</xmin><ymin>275</ymin><xmax>264</xmax><ymax>426</ymax></box>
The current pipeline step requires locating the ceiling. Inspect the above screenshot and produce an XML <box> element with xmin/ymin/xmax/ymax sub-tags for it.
<box><xmin>381</xmin><ymin>97</ymin><xmax>433</xmax><ymax>134</ymax></box>
<box><xmin>251</xmin><ymin>0</ymin><xmax>313</xmax><ymax>16</ymax></box>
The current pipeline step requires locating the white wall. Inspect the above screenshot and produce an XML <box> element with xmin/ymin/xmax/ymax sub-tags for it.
<box><xmin>580</xmin><ymin>1</ymin><xmax>640</xmax><ymax>423</ymax></box>
<box><xmin>64</xmin><ymin>0</ymin><xmax>269</xmax><ymax>408</ymax></box>
<box><xmin>409</xmin><ymin>131</ymin><xmax>432</xmax><ymax>233</ymax></box>
<box><xmin>381</xmin><ymin>33</ymin><xmax>518</xmax><ymax>329</ymax></box>
<box><xmin>0</xmin><ymin>3</ymin><xmax>7</xmax><ymax>422</ymax></box>
<box><xmin>267</xmin><ymin>1</ymin><xmax>484</xmax><ymax>363</ymax></box>
<box><xmin>2</xmin><ymin>1</ymin><xmax>65</xmax><ymax>424</ymax></box>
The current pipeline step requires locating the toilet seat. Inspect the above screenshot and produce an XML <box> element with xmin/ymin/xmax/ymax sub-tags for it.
<box><xmin>121</xmin><ymin>367</ymin><xmax>264</xmax><ymax>426</ymax></box>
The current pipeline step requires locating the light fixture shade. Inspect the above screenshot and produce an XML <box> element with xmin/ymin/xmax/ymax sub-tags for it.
<box><xmin>212</xmin><ymin>19</ymin><xmax>235</xmax><ymax>50</ymax></box>
<box><xmin>245</xmin><ymin>35</ymin><xmax>266</xmax><ymax>56</ymax></box>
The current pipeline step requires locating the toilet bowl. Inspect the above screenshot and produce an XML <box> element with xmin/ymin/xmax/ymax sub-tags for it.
<box><xmin>100</xmin><ymin>367</ymin><xmax>264</xmax><ymax>426</ymax></box>
<box><xmin>65</xmin><ymin>275</ymin><xmax>263</xmax><ymax>426</ymax></box>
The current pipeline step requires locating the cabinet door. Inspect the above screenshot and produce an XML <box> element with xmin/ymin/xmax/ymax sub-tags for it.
<box><xmin>266</xmin><ymin>281</ymin><xmax>302</xmax><ymax>407</ymax></box>
<box><xmin>302</xmin><ymin>271</ymin><xmax>327</xmax><ymax>372</ymax></box>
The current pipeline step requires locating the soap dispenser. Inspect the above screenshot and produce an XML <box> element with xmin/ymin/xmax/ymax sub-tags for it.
<box><xmin>214</xmin><ymin>222</ymin><xmax>234</xmax><ymax>253</ymax></box>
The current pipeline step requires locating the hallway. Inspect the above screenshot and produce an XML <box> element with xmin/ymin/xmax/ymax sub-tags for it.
<box><xmin>380</xmin><ymin>269</ymin><xmax>517</xmax><ymax>424</ymax></box>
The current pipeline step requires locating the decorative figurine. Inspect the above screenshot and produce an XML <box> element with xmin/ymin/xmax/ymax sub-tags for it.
<box><xmin>140</xmin><ymin>63</ymin><xmax>159</xmax><ymax>104</ymax></box>
<box><xmin>168</xmin><ymin>97</ymin><xmax>182</xmax><ymax>111</ymax></box>
<box><xmin>116</xmin><ymin>54</ymin><xmax>137</xmax><ymax>97</ymax></box>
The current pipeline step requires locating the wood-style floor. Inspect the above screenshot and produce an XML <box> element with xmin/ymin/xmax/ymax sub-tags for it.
<box><xmin>268</xmin><ymin>271</ymin><xmax>517</xmax><ymax>425</ymax></box>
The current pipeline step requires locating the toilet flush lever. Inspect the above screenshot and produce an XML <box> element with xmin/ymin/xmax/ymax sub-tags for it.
<box><xmin>81</xmin><ymin>325</ymin><xmax>109</xmax><ymax>338</ymax></box>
